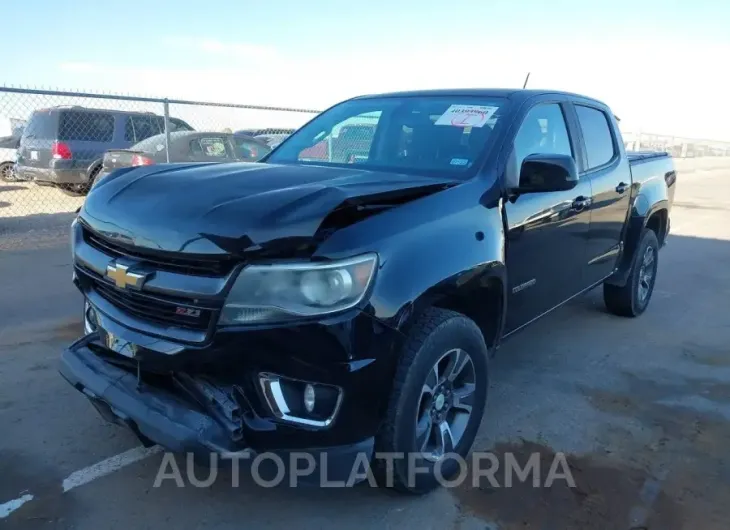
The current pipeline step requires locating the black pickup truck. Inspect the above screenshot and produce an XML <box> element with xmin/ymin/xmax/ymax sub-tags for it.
<box><xmin>61</xmin><ymin>89</ymin><xmax>676</xmax><ymax>493</ymax></box>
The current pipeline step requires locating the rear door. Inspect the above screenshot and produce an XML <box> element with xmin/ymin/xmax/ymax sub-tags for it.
<box><xmin>16</xmin><ymin>109</ymin><xmax>57</xmax><ymax>170</ymax></box>
<box><xmin>573</xmin><ymin>104</ymin><xmax>632</xmax><ymax>283</ymax></box>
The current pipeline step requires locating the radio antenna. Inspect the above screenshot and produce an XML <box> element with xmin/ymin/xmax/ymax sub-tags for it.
<box><xmin>522</xmin><ymin>72</ymin><xmax>531</xmax><ymax>89</ymax></box>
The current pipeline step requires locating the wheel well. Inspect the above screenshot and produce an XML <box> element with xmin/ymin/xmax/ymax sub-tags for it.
<box><xmin>646</xmin><ymin>209</ymin><xmax>668</xmax><ymax>245</ymax></box>
<box><xmin>432</xmin><ymin>277</ymin><xmax>503</xmax><ymax>349</ymax></box>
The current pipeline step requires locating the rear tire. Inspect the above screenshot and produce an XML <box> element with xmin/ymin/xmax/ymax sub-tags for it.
<box><xmin>604</xmin><ymin>229</ymin><xmax>659</xmax><ymax>317</ymax></box>
<box><xmin>374</xmin><ymin>308</ymin><xmax>489</xmax><ymax>494</ymax></box>
<box><xmin>0</xmin><ymin>162</ymin><xmax>15</xmax><ymax>181</ymax></box>
<box><xmin>58</xmin><ymin>183</ymin><xmax>88</xmax><ymax>197</ymax></box>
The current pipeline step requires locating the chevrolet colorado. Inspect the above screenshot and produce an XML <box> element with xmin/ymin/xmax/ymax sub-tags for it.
<box><xmin>60</xmin><ymin>89</ymin><xmax>676</xmax><ymax>493</ymax></box>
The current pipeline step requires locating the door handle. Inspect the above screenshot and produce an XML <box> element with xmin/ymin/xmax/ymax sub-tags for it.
<box><xmin>571</xmin><ymin>196</ymin><xmax>591</xmax><ymax>212</ymax></box>
<box><xmin>615</xmin><ymin>182</ymin><xmax>629</xmax><ymax>194</ymax></box>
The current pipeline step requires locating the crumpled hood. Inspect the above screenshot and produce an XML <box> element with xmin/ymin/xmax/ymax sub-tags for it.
<box><xmin>80</xmin><ymin>162</ymin><xmax>456</xmax><ymax>256</ymax></box>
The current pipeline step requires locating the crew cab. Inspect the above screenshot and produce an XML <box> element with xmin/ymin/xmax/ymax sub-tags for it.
<box><xmin>60</xmin><ymin>89</ymin><xmax>676</xmax><ymax>493</ymax></box>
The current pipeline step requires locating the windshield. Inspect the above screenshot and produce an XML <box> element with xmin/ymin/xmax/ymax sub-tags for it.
<box><xmin>267</xmin><ymin>96</ymin><xmax>508</xmax><ymax>177</ymax></box>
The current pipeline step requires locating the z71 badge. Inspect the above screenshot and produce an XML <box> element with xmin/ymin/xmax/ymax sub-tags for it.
<box><xmin>175</xmin><ymin>307</ymin><xmax>202</xmax><ymax>318</ymax></box>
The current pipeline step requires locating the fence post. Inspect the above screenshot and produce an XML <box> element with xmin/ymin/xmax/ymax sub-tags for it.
<box><xmin>163</xmin><ymin>98</ymin><xmax>171</xmax><ymax>163</ymax></box>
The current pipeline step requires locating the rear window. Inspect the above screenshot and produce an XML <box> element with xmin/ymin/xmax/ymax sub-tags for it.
<box><xmin>22</xmin><ymin>110</ymin><xmax>56</xmax><ymax>140</ymax></box>
<box><xmin>190</xmin><ymin>136</ymin><xmax>231</xmax><ymax>158</ymax></box>
<box><xmin>59</xmin><ymin>111</ymin><xmax>114</xmax><ymax>142</ymax></box>
<box><xmin>575</xmin><ymin>105</ymin><xmax>616</xmax><ymax>170</ymax></box>
<box><xmin>131</xmin><ymin>133</ymin><xmax>167</xmax><ymax>153</ymax></box>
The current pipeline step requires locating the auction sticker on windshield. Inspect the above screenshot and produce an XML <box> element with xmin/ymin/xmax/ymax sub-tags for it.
<box><xmin>435</xmin><ymin>105</ymin><xmax>499</xmax><ymax>128</ymax></box>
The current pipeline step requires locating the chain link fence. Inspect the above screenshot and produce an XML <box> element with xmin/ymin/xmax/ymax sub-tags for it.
<box><xmin>0</xmin><ymin>87</ymin><xmax>318</xmax><ymax>250</ymax></box>
<box><xmin>622</xmin><ymin>131</ymin><xmax>730</xmax><ymax>157</ymax></box>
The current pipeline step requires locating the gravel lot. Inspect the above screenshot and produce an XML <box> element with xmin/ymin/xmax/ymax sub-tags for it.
<box><xmin>1</xmin><ymin>168</ymin><xmax>729</xmax><ymax>529</ymax></box>
<box><xmin>0</xmin><ymin>182</ymin><xmax>81</xmax><ymax>251</ymax></box>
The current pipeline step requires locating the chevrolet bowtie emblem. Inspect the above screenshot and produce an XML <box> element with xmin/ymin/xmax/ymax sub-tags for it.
<box><xmin>106</xmin><ymin>262</ymin><xmax>149</xmax><ymax>290</ymax></box>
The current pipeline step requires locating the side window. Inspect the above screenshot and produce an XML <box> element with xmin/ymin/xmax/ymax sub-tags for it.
<box><xmin>130</xmin><ymin>116</ymin><xmax>159</xmax><ymax>142</ymax></box>
<box><xmin>190</xmin><ymin>137</ymin><xmax>230</xmax><ymax>159</ymax></box>
<box><xmin>124</xmin><ymin>118</ymin><xmax>135</xmax><ymax>141</ymax></box>
<box><xmin>59</xmin><ymin>111</ymin><xmax>114</xmax><ymax>142</ymax></box>
<box><xmin>575</xmin><ymin>105</ymin><xmax>615</xmax><ymax>170</ymax></box>
<box><xmin>514</xmin><ymin>104</ymin><xmax>572</xmax><ymax>170</ymax></box>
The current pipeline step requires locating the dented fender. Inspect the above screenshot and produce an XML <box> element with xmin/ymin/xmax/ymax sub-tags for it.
<box><xmin>314</xmin><ymin>179</ymin><xmax>507</xmax><ymax>334</ymax></box>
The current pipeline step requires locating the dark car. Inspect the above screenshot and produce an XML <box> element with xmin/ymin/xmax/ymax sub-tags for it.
<box><xmin>96</xmin><ymin>131</ymin><xmax>271</xmax><ymax>186</ymax></box>
<box><xmin>61</xmin><ymin>89</ymin><xmax>675</xmax><ymax>493</ymax></box>
<box><xmin>15</xmin><ymin>106</ymin><xmax>194</xmax><ymax>195</ymax></box>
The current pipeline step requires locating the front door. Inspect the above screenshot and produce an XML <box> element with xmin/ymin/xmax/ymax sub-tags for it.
<box><xmin>503</xmin><ymin>102</ymin><xmax>592</xmax><ymax>333</ymax></box>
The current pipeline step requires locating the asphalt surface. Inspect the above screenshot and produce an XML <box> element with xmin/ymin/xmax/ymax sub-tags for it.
<box><xmin>1</xmin><ymin>167</ymin><xmax>729</xmax><ymax>529</ymax></box>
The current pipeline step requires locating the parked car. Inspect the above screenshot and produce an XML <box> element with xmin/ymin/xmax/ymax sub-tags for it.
<box><xmin>0</xmin><ymin>134</ymin><xmax>21</xmax><ymax>181</ymax></box>
<box><xmin>61</xmin><ymin>89</ymin><xmax>675</xmax><ymax>493</ymax></box>
<box><xmin>15</xmin><ymin>106</ymin><xmax>194</xmax><ymax>195</ymax></box>
<box><xmin>96</xmin><ymin>131</ymin><xmax>271</xmax><ymax>187</ymax></box>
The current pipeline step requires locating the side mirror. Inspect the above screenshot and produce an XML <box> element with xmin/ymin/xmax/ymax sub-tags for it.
<box><xmin>515</xmin><ymin>153</ymin><xmax>579</xmax><ymax>193</ymax></box>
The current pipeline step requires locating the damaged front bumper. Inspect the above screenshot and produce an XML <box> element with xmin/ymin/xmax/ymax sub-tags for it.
<box><xmin>60</xmin><ymin>334</ymin><xmax>377</xmax><ymax>483</ymax></box>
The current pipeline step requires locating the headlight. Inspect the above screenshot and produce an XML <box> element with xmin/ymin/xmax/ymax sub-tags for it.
<box><xmin>220</xmin><ymin>253</ymin><xmax>378</xmax><ymax>325</ymax></box>
<box><xmin>70</xmin><ymin>216</ymin><xmax>78</xmax><ymax>261</ymax></box>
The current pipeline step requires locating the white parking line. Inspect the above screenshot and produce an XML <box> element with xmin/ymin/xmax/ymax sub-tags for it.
<box><xmin>62</xmin><ymin>445</ymin><xmax>163</xmax><ymax>492</ymax></box>
<box><xmin>0</xmin><ymin>494</ymin><xmax>35</xmax><ymax>519</ymax></box>
<box><xmin>0</xmin><ymin>445</ymin><xmax>162</xmax><ymax>519</ymax></box>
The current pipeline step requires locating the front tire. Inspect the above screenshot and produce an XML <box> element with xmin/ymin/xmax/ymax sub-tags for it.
<box><xmin>604</xmin><ymin>228</ymin><xmax>659</xmax><ymax>317</ymax></box>
<box><xmin>374</xmin><ymin>308</ymin><xmax>489</xmax><ymax>494</ymax></box>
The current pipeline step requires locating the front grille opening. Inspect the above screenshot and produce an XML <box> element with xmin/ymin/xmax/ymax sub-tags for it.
<box><xmin>83</xmin><ymin>226</ymin><xmax>236</xmax><ymax>277</ymax></box>
<box><xmin>77</xmin><ymin>266</ymin><xmax>216</xmax><ymax>331</ymax></box>
<box><xmin>94</xmin><ymin>282</ymin><xmax>214</xmax><ymax>331</ymax></box>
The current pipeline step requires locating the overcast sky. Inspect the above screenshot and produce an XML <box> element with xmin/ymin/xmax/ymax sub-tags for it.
<box><xmin>2</xmin><ymin>0</ymin><xmax>729</xmax><ymax>139</ymax></box>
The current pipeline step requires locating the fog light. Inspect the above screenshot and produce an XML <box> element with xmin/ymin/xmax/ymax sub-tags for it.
<box><xmin>258</xmin><ymin>373</ymin><xmax>342</xmax><ymax>428</ymax></box>
<box><xmin>304</xmin><ymin>384</ymin><xmax>316</xmax><ymax>413</ymax></box>
<box><xmin>84</xmin><ymin>301</ymin><xmax>98</xmax><ymax>334</ymax></box>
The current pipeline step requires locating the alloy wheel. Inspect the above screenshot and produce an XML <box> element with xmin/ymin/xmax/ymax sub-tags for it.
<box><xmin>637</xmin><ymin>246</ymin><xmax>656</xmax><ymax>303</ymax></box>
<box><xmin>415</xmin><ymin>348</ymin><xmax>476</xmax><ymax>462</ymax></box>
<box><xmin>1</xmin><ymin>164</ymin><xmax>14</xmax><ymax>181</ymax></box>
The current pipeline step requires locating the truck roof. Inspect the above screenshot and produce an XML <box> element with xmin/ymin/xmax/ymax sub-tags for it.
<box><xmin>352</xmin><ymin>88</ymin><xmax>608</xmax><ymax>107</ymax></box>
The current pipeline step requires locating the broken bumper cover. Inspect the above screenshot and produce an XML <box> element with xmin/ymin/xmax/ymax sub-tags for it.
<box><xmin>59</xmin><ymin>336</ymin><xmax>374</xmax><ymax>483</ymax></box>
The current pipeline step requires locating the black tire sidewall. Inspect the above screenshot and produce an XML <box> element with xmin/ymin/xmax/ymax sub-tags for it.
<box><xmin>391</xmin><ymin>317</ymin><xmax>488</xmax><ymax>492</ymax></box>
